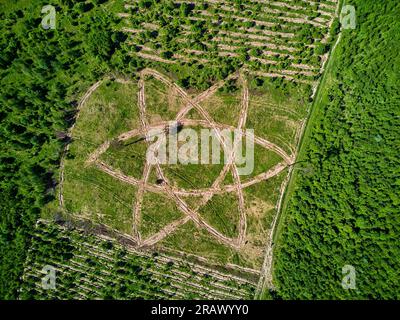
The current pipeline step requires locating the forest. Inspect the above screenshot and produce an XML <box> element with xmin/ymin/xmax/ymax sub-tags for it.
<box><xmin>273</xmin><ymin>0</ymin><xmax>400</xmax><ymax>299</ymax></box>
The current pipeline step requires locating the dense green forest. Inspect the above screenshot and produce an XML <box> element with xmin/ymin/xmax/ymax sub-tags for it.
<box><xmin>273</xmin><ymin>0</ymin><xmax>400</xmax><ymax>299</ymax></box>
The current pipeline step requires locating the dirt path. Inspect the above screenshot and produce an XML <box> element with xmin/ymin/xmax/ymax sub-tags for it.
<box><xmin>133</xmin><ymin>76</ymin><xmax>158</xmax><ymax>244</ymax></box>
<box><xmin>92</xmin><ymin>158</ymin><xmax>287</xmax><ymax>197</ymax></box>
<box><xmin>86</xmin><ymin>141</ymin><xmax>111</xmax><ymax>165</ymax></box>
<box><xmin>88</xmin><ymin>118</ymin><xmax>292</xmax><ymax>166</ymax></box>
<box><xmin>138</xmin><ymin>69</ymin><xmax>246</xmax><ymax>248</ymax></box>
<box><xmin>192</xmin><ymin>74</ymin><xmax>250</xmax><ymax>245</ymax></box>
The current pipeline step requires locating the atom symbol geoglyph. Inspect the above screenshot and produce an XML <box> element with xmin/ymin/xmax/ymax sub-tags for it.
<box><xmin>86</xmin><ymin>69</ymin><xmax>294</xmax><ymax>250</ymax></box>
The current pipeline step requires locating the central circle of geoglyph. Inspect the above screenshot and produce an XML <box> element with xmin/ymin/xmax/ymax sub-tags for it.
<box><xmin>85</xmin><ymin>69</ymin><xmax>293</xmax><ymax>250</ymax></box>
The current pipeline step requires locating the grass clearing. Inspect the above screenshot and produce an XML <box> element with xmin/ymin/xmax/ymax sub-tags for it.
<box><xmin>54</xmin><ymin>69</ymin><xmax>310</xmax><ymax>276</ymax></box>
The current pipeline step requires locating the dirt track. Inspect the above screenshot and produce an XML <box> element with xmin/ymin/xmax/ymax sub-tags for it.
<box><xmin>82</xmin><ymin>69</ymin><xmax>293</xmax><ymax>250</ymax></box>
